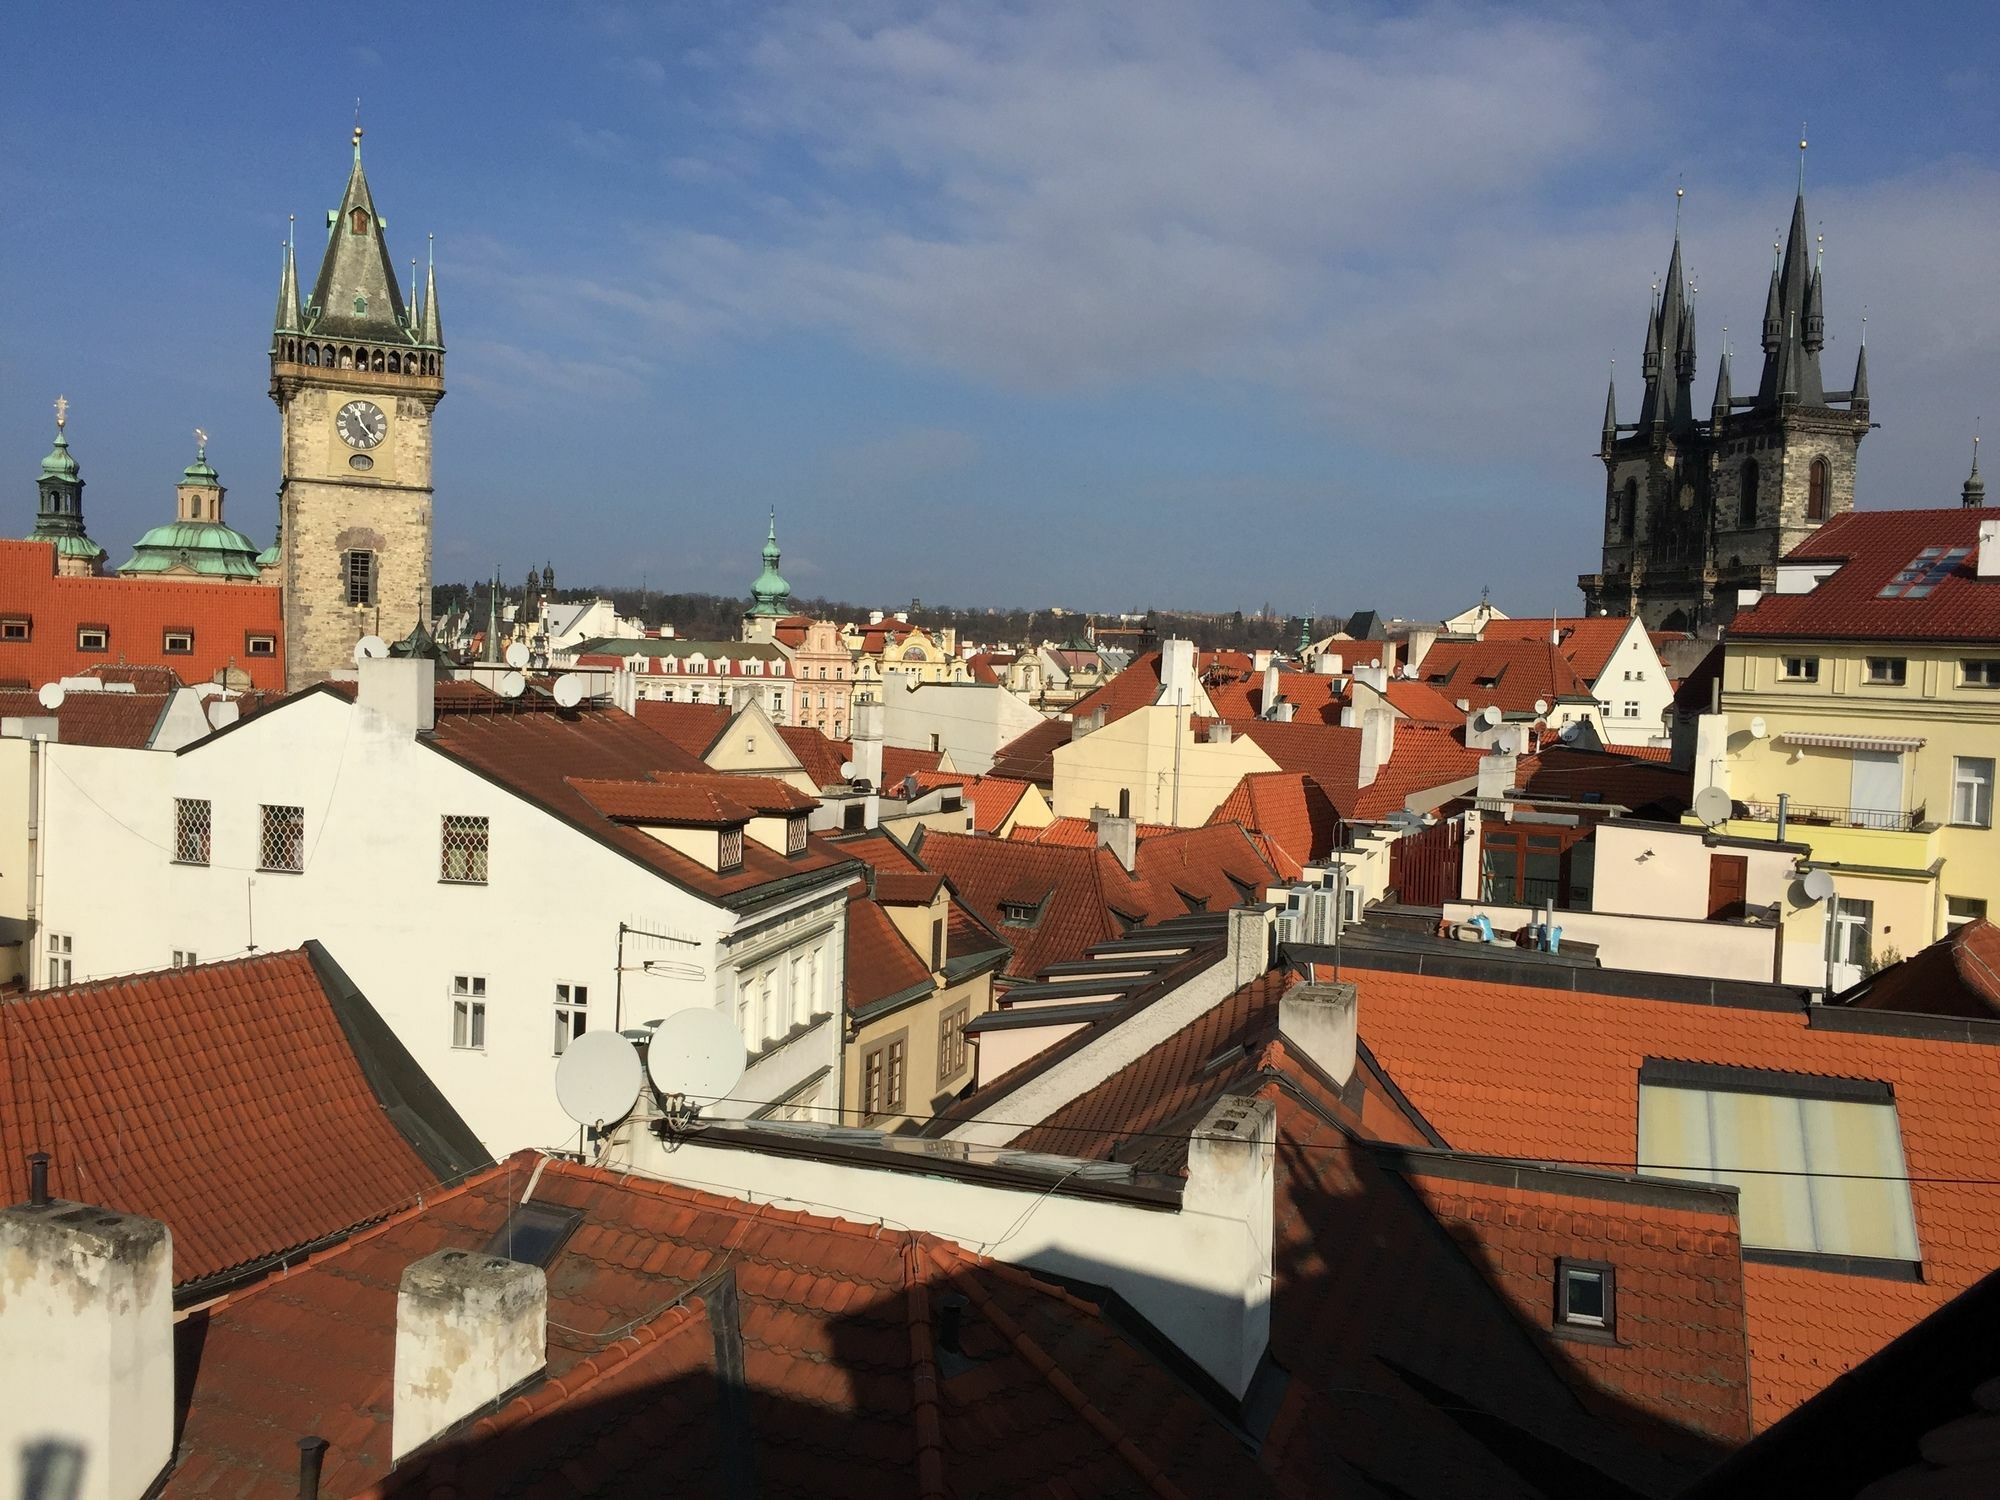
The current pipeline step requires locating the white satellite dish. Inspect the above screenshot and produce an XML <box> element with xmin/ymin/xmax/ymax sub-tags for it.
<box><xmin>1533</xmin><ymin>698</ymin><xmax>1550</xmax><ymax>716</ymax></box>
<box><xmin>1692</xmin><ymin>785</ymin><xmax>1734</xmax><ymax>828</ymax></box>
<box><xmin>353</xmin><ymin>635</ymin><xmax>390</xmax><ymax>663</ymax></box>
<box><xmin>1801</xmin><ymin>868</ymin><xmax>1836</xmax><ymax>904</ymax></box>
<box><xmin>497</xmin><ymin>671</ymin><xmax>527</xmax><ymax>699</ymax></box>
<box><xmin>504</xmin><ymin>641</ymin><xmax>531</xmax><ymax>669</ymax></box>
<box><xmin>1475</xmin><ymin>705</ymin><xmax>1502</xmax><ymax>730</ymax></box>
<box><xmin>554</xmin><ymin>1030</ymin><xmax>644</xmax><ymax>1129</ymax></box>
<box><xmin>1494</xmin><ymin>728</ymin><xmax>1521</xmax><ymax>755</ymax></box>
<box><xmin>1558</xmin><ymin>720</ymin><xmax>1583</xmax><ymax>743</ymax></box>
<box><xmin>646</xmin><ymin>1006</ymin><xmax>746</xmax><ymax>1105</ymax></box>
<box><xmin>839</xmin><ymin>760</ymin><xmax>859</xmax><ymax>780</ymax></box>
<box><xmin>552</xmin><ymin>673</ymin><xmax>586</xmax><ymax>709</ymax></box>
<box><xmin>1749</xmin><ymin>716</ymin><xmax>1769</xmax><ymax>740</ymax></box>
<box><xmin>37</xmin><ymin>683</ymin><xmax>64</xmax><ymax>711</ymax></box>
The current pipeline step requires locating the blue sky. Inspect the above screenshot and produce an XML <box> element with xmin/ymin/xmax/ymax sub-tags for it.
<box><xmin>4</xmin><ymin>2</ymin><xmax>1995</xmax><ymax>619</ymax></box>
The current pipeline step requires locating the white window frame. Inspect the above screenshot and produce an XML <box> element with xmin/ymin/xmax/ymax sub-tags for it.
<box><xmin>553</xmin><ymin>981</ymin><xmax>588</xmax><ymax>1056</ymax></box>
<box><xmin>1780</xmin><ymin>656</ymin><xmax>1820</xmax><ymax>683</ymax></box>
<box><xmin>453</xmin><ymin>974</ymin><xmax>488</xmax><ymax>1051</ymax></box>
<box><xmin>1951</xmin><ymin>756</ymin><xmax>1995</xmax><ymax>829</ymax></box>
<box><xmin>1864</xmin><ymin>656</ymin><xmax>1908</xmax><ymax>686</ymax></box>
<box><xmin>46</xmin><ymin>933</ymin><xmax>73</xmax><ymax>987</ymax></box>
<box><xmin>171</xmin><ymin>949</ymin><xmax>198</xmax><ymax>969</ymax></box>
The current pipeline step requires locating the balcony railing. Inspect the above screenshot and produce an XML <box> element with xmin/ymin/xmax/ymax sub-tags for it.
<box><xmin>1737</xmin><ymin>799</ymin><xmax>1925</xmax><ymax>833</ymax></box>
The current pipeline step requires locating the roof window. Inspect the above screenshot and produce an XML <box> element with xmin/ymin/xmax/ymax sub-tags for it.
<box><xmin>483</xmin><ymin>1203</ymin><xmax>584</xmax><ymax>1268</ymax></box>
<box><xmin>1877</xmin><ymin>545</ymin><xmax>1970</xmax><ymax>599</ymax></box>
<box><xmin>1555</xmin><ymin>1259</ymin><xmax>1614</xmax><ymax>1335</ymax></box>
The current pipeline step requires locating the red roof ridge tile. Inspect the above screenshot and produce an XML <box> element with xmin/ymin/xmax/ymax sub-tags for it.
<box><xmin>903</xmin><ymin>1238</ymin><xmax>949</xmax><ymax>1500</ymax></box>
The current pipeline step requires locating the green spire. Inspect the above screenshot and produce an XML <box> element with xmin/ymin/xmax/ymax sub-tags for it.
<box><xmin>39</xmin><ymin>423</ymin><xmax>78</xmax><ymax>484</ymax></box>
<box><xmin>418</xmin><ymin>233</ymin><xmax>443</xmax><ymax>346</ymax></box>
<box><xmin>304</xmin><ymin>126</ymin><xmax>411</xmax><ymax>340</ymax></box>
<box><xmin>28</xmin><ymin>396</ymin><xmax>105</xmax><ymax>566</ymax></box>
<box><xmin>748</xmin><ymin>510</ymin><xmax>792</xmax><ymax>616</ymax></box>
<box><xmin>273</xmin><ymin>218</ymin><xmax>301</xmax><ymax>342</ymax></box>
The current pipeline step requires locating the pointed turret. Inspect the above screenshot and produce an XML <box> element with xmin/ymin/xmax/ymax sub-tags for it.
<box><xmin>304</xmin><ymin>126</ymin><xmax>410</xmax><ymax>340</ymax></box>
<box><xmin>1850</xmin><ymin>338</ymin><xmax>1869</xmax><ymax>408</ymax></box>
<box><xmin>272</xmin><ymin>226</ymin><xmax>301</xmax><ymax>344</ymax></box>
<box><xmin>1965</xmin><ymin>438</ymin><xmax>1986</xmax><ymax>509</ymax></box>
<box><xmin>1760</xmin><ymin>254</ymin><xmax>1783</xmax><ymax>352</ymax></box>
<box><xmin>418</xmin><ymin>235</ymin><xmax>442</xmax><ymax>347</ymax></box>
<box><xmin>1711</xmin><ymin>344</ymin><xmax>1733</xmax><ymax>425</ymax></box>
<box><xmin>1804</xmin><ymin>264</ymin><xmax>1825</xmax><ymax>352</ymax></box>
<box><xmin>748</xmin><ymin>511</ymin><xmax>792</xmax><ymax>618</ymax></box>
<box><xmin>1638</xmin><ymin>230</ymin><xmax>1696</xmax><ymax>431</ymax></box>
<box><xmin>1756</xmin><ymin>184</ymin><xmax>1827</xmax><ymax>408</ymax></box>
<box><xmin>1600</xmin><ymin>369</ymin><xmax>1619</xmax><ymax>453</ymax></box>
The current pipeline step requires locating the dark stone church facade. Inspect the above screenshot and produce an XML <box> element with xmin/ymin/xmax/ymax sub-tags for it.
<box><xmin>1579</xmin><ymin>168</ymin><xmax>1871</xmax><ymax>631</ymax></box>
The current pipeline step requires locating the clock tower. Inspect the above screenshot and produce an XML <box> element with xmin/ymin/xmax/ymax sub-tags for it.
<box><xmin>270</xmin><ymin>126</ymin><xmax>444</xmax><ymax>685</ymax></box>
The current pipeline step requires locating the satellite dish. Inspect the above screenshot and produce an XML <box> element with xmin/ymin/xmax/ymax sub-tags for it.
<box><xmin>497</xmin><ymin>671</ymin><xmax>526</xmax><ymax>699</ymax></box>
<box><xmin>1494</xmin><ymin>728</ymin><xmax>1521</xmax><ymax>755</ymax></box>
<box><xmin>1533</xmin><ymin>698</ymin><xmax>1550</xmax><ymax>716</ymax></box>
<box><xmin>1802</xmin><ymin>868</ymin><xmax>1836</xmax><ymax>903</ymax></box>
<box><xmin>1692</xmin><ymin>786</ymin><xmax>1734</xmax><ymax>827</ymax></box>
<box><xmin>1749</xmin><ymin>716</ymin><xmax>1769</xmax><ymax>740</ymax></box>
<box><xmin>504</xmin><ymin>641</ymin><xmax>531</xmax><ymax>669</ymax></box>
<box><xmin>554</xmin><ymin>1030</ymin><xmax>643</xmax><ymax>1129</ymax></box>
<box><xmin>1475</xmin><ymin>705</ymin><xmax>1502</xmax><ymax>730</ymax></box>
<box><xmin>552</xmin><ymin>673</ymin><xmax>586</xmax><ymax>709</ymax></box>
<box><xmin>353</xmin><ymin>635</ymin><xmax>390</xmax><ymax>663</ymax></box>
<box><xmin>645</xmin><ymin>1006</ymin><xmax>746</xmax><ymax>1105</ymax></box>
<box><xmin>1558</xmin><ymin>720</ymin><xmax>1582</xmax><ymax>743</ymax></box>
<box><xmin>839</xmin><ymin>760</ymin><xmax>859</xmax><ymax>780</ymax></box>
<box><xmin>37</xmin><ymin>683</ymin><xmax>64</xmax><ymax>711</ymax></box>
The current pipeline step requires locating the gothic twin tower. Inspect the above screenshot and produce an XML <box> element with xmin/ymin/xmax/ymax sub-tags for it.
<box><xmin>270</xmin><ymin>126</ymin><xmax>445</xmax><ymax>684</ymax></box>
<box><xmin>1580</xmin><ymin>161</ymin><xmax>1872</xmax><ymax>631</ymax></box>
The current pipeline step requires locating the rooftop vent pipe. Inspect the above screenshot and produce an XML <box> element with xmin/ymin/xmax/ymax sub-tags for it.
<box><xmin>27</xmin><ymin>1150</ymin><xmax>49</xmax><ymax>1208</ymax></box>
<box><xmin>297</xmin><ymin>1436</ymin><xmax>329</xmax><ymax>1500</ymax></box>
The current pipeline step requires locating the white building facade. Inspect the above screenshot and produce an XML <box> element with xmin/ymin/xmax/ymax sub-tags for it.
<box><xmin>30</xmin><ymin>661</ymin><xmax>853</xmax><ymax>1155</ymax></box>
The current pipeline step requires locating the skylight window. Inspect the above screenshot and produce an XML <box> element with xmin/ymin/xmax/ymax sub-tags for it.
<box><xmin>1878</xmin><ymin>546</ymin><xmax>1970</xmax><ymax>599</ymax></box>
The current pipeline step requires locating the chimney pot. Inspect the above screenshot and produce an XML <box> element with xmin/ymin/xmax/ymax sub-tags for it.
<box><xmin>297</xmin><ymin>1436</ymin><xmax>330</xmax><ymax>1500</ymax></box>
<box><xmin>27</xmin><ymin>1150</ymin><xmax>49</xmax><ymax>1207</ymax></box>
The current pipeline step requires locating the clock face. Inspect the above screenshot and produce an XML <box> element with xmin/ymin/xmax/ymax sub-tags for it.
<box><xmin>335</xmin><ymin>399</ymin><xmax>388</xmax><ymax>450</ymax></box>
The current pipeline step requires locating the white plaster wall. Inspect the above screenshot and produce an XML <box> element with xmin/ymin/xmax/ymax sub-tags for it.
<box><xmin>971</xmin><ymin>1020</ymin><xmax>1087</xmax><ymax>1086</ymax></box>
<box><xmin>1588</xmin><ymin>620</ymin><xmax>1676</xmax><ymax>747</ymax></box>
<box><xmin>1442</xmin><ymin>899</ymin><xmax>1780</xmax><ymax>982</ymax></box>
<box><xmin>34</xmin><ymin>691</ymin><xmax>846</xmax><ymax>1155</ymax></box>
<box><xmin>882</xmin><ymin>682</ymin><xmax>1045</xmax><ymax>777</ymax></box>
<box><xmin>0</xmin><ymin>737</ymin><xmax>31</xmax><ymax>986</ymax></box>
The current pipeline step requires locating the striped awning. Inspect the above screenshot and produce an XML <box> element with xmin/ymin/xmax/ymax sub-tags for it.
<box><xmin>1778</xmin><ymin>731</ymin><xmax>1926</xmax><ymax>753</ymax></box>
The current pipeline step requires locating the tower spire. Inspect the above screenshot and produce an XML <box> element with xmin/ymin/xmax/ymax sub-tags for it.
<box><xmin>1966</xmin><ymin>431</ymin><xmax>1986</xmax><ymax>509</ymax></box>
<box><xmin>304</xmin><ymin>123</ymin><xmax>410</xmax><ymax>339</ymax></box>
<box><xmin>1712</xmin><ymin>331</ymin><xmax>1733</xmax><ymax>423</ymax></box>
<box><xmin>272</xmin><ymin>218</ymin><xmax>301</xmax><ymax>343</ymax></box>
<box><xmin>1756</xmin><ymin>145</ymin><xmax>1827</xmax><ymax>408</ymax></box>
<box><xmin>28</xmin><ymin>396</ymin><xmax>106</xmax><ymax>575</ymax></box>
<box><xmin>1601</xmin><ymin>360</ymin><xmax>1618</xmax><ymax>452</ymax></box>
<box><xmin>419</xmin><ymin>233</ymin><xmax>442</xmax><ymax>346</ymax></box>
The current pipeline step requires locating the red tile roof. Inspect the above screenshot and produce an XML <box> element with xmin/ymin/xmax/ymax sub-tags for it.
<box><xmin>1067</xmin><ymin>649</ymin><xmax>1345</xmax><ymax>726</ymax></box>
<box><xmin>987</xmin><ymin>718</ymin><xmax>1070</xmax><ymax>786</ymax></box>
<box><xmin>882</xmin><ymin>745</ymin><xmax>947</xmax><ymax>786</ymax></box>
<box><xmin>1206</xmin><ymin>772</ymin><xmax>1343</xmax><ymax>868</ymax></box>
<box><xmin>1382</xmin><ymin>677</ymin><xmax>1467</xmax><ymax>726</ymax></box>
<box><xmin>1514</xmin><ymin>743</ymin><xmax>1692</xmax><ymax>816</ymax></box>
<box><xmin>631</xmin><ymin>698</ymin><xmax>730</xmax><ymax>756</ymax></box>
<box><xmin>0</xmin><ymin>946</ymin><xmax>482</xmax><ymax>1291</ymax></box>
<box><xmin>0</xmin><ymin>687</ymin><xmax>169</xmax><ymax>747</ymax></box>
<box><xmin>1415</xmin><ymin>636</ymin><xmax>1595</xmax><ymax>713</ymax></box>
<box><xmin>0</xmin><ymin>539</ymin><xmax>283</xmax><ymax>692</ymax></box>
<box><xmin>1480</xmin><ymin>616</ymin><xmax>1639</xmax><ymax>682</ymax></box>
<box><xmin>1352</xmin><ymin>963</ymin><xmax>2000</xmax><ymax>1427</ymax></box>
<box><xmin>1006</xmin><ymin>815</ymin><xmax>1175</xmax><ymax>847</ymax></box>
<box><xmin>1233</xmin><ymin>718</ymin><xmax>1365</xmax><ymax>793</ymax></box>
<box><xmin>165</xmin><ymin>1153</ymin><xmax>1276</xmax><ymax>1498</ymax></box>
<box><xmin>996</xmin><ymin>970</ymin><xmax>1747</xmax><ymax>1483</ymax></box>
<box><xmin>76</xmin><ymin>662</ymin><xmax>185</xmax><ymax>691</ymax></box>
<box><xmin>908</xmin><ymin>771</ymin><xmax>1034</xmax><ymax>833</ymax></box>
<box><xmin>1348</xmin><ymin>726</ymin><xmax>1486</xmax><ymax>820</ymax></box>
<box><xmin>1732</xmin><ymin>507</ymin><xmax>2000</xmax><ymax>643</ymax></box>
<box><xmin>845</xmin><ymin>892</ymin><xmax>937</xmax><ymax>1015</ymax></box>
<box><xmin>426</xmin><ymin>702</ymin><xmax>852</xmax><ymax>907</ymax></box>
<box><xmin>777</xmin><ymin>723</ymin><xmax>854</xmax><ymax>788</ymax></box>
<box><xmin>1841</xmin><ymin>920</ymin><xmax>2000</xmax><ymax>1020</ymax></box>
<box><xmin>567</xmin><ymin>772</ymin><xmax>812</xmax><ymax>826</ymax></box>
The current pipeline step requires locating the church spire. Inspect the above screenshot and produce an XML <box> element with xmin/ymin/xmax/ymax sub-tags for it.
<box><xmin>1638</xmin><ymin>199</ymin><xmax>1696</xmax><ymax>432</ymax></box>
<box><xmin>1600</xmin><ymin>365</ymin><xmax>1618</xmax><ymax>452</ymax></box>
<box><xmin>418</xmin><ymin>233</ymin><xmax>442</xmax><ymax>346</ymax></box>
<box><xmin>1966</xmin><ymin>435</ymin><xmax>1986</xmax><ymax>509</ymax></box>
<box><xmin>1711</xmin><ymin>338</ymin><xmax>1733</xmax><ymax>424</ymax></box>
<box><xmin>28</xmin><ymin>396</ymin><xmax>107</xmax><ymax>576</ymax></box>
<box><xmin>1755</xmin><ymin>140</ymin><xmax>1829</xmax><ymax>408</ymax></box>
<box><xmin>1850</xmin><ymin>322</ymin><xmax>1869</xmax><ymax>409</ymax></box>
<box><xmin>304</xmin><ymin>125</ymin><xmax>411</xmax><ymax>340</ymax></box>
<box><xmin>272</xmin><ymin>219</ymin><xmax>301</xmax><ymax>343</ymax></box>
<box><xmin>748</xmin><ymin>510</ymin><xmax>792</xmax><ymax>618</ymax></box>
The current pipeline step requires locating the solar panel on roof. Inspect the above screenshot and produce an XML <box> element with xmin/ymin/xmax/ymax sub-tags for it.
<box><xmin>1878</xmin><ymin>546</ymin><xmax>1971</xmax><ymax>599</ymax></box>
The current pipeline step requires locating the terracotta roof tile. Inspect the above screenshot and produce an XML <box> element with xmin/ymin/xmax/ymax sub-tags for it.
<box><xmin>163</xmin><ymin>1154</ymin><xmax>1275</xmax><ymax>1498</ymax></box>
<box><xmin>1414</xmin><ymin>637</ymin><xmax>1595</xmax><ymax>714</ymax></box>
<box><xmin>0</xmin><ymin>687</ymin><xmax>169</xmax><ymax>747</ymax></box>
<box><xmin>988</xmin><ymin>718</ymin><xmax>1070</xmax><ymax>786</ymax></box>
<box><xmin>908</xmin><ymin>772</ymin><xmax>1033</xmax><ymax>833</ymax></box>
<box><xmin>631</xmin><ymin>698</ymin><xmax>730</xmax><ymax>756</ymax></box>
<box><xmin>1480</xmin><ymin>617</ymin><xmax>1638</xmax><ymax>682</ymax></box>
<box><xmin>1732</xmin><ymin>507</ymin><xmax>2000</xmax><ymax>643</ymax></box>
<box><xmin>845</xmin><ymin>893</ymin><xmax>936</xmax><ymax>1015</ymax></box>
<box><xmin>1347</xmin><ymin>727</ymin><xmax>1485</xmax><ymax>820</ymax></box>
<box><xmin>1352</xmin><ymin>963</ymin><xmax>2000</xmax><ymax>1427</ymax></box>
<box><xmin>0</xmin><ymin>946</ymin><xmax>478</xmax><ymax>1290</ymax></box>
<box><xmin>778</xmin><ymin>723</ymin><xmax>853</xmax><ymax>788</ymax></box>
<box><xmin>1841</xmin><ymin>920</ymin><xmax>2000</xmax><ymax>1020</ymax></box>
<box><xmin>882</xmin><ymin>746</ymin><xmax>947</xmax><ymax>785</ymax></box>
<box><xmin>0</xmin><ymin>539</ymin><xmax>283</xmax><ymax>691</ymax></box>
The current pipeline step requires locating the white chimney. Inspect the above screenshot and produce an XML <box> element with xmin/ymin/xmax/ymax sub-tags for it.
<box><xmin>1093</xmin><ymin>807</ymin><xmax>1139</xmax><ymax>870</ymax></box>
<box><xmin>1260</xmin><ymin>661</ymin><xmax>1280</xmax><ymax>718</ymax></box>
<box><xmin>1207</xmin><ymin>720</ymin><xmax>1234</xmax><ymax>745</ymax></box>
<box><xmin>1476</xmin><ymin>749</ymin><xmax>1518</xmax><ymax>805</ymax></box>
<box><xmin>358</xmin><ymin>655</ymin><xmax>436</xmax><ymax>734</ymax></box>
<box><xmin>0</xmin><ymin>1169</ymin><xmax>174</xmax><ymax>1500</ymax></box>
<box><xmin>1180</xmin><ymin>1094</ymin><xmax>1277</xmax><ymax>1399</ymax></box>
<box><xmin>1278</xmin><ymin>980</ymin><xmax>1357</xmax><ymax>1087</ymax></box>
<box><xmin>1252</xmin><ymin>649</ymin><xmax>1274</xmax><ymax>672</ymax></box>
<box><xmin>851</xmin><ymin>699</ymin><xmax>885</xmax><ymax>789</ymax></box>
<box><xmin>1270</xmin><ymin>701</ymin><xmax>1296</xmax><ymax>723</ymax></box>
<box><xmin>1405</xmin><ymin>627</ymin><xmax>1438</xmax><ymax>672</ymax></box>
<box><xmin>1316</xmin><ymin>652</ymin><xmax>1341</xmax><ymax>677</ymax></box>
<box><xmin>1158</xmin><ymin>638</ymin><xmax>1197</xmax><ymax>707</ymax></box>
<box><xmin>1979</xmin><ymin>518</ymin><xmax>2000</xmax><ymax>578</ymax></box>
<box><xmin>393</xmin><ymin>1248</ymin><xmax>547</xmax><ymax>1463</ymax></box>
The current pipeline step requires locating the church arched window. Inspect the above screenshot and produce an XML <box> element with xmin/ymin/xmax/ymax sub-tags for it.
<box><xmin>350</xmin><ymin>207</ymin><xmax>370</xmax><ymax>235</ymax></box>
<box><xmin>305</xmin><ymin>345</ymin><xmax>320</xmax><ymax>367</ymax></box>
<box><xmin>1620</xmin><ymin>478</ymin><xmax>1638</xmax><ymax>538</ymax></box>
<box><xmin>386</xmin><ymin>352</ymin><xmax>400</xmax><ymax>373</ymax></box>
<box><xmin>1739</xmin><ymin>461</ymin><xmax>1759</xmax><ymax>528</ymax></box>
<box><xmin>1807</xmin><ymin>457</ymin><xmax>1830</xmax><ymax>521</ymax></box>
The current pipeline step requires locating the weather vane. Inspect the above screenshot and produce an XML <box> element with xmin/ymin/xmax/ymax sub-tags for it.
<box><xmin>53</xmin><ymin>394</ymin><xmax>68</xmax><ymax>430</ymax></box>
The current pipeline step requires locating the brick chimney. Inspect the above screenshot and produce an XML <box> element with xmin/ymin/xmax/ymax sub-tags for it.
<box><xmin>393</xmin><ymin>1249</ymin><xmax>548</xmax><ymax>1463</ymax></box>
<box><xmin>0</xmin><ymin>1168</ymin><xmax>174</xmax><ymax>1500</ymax></box>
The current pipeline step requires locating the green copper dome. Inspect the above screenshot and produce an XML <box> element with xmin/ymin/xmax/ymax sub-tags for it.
<box><xmin>120</xmin><ymin>519</ymin><xmax>265</xmax><ymax>581</ymax></box>
<box><xmin>40</xmin><ymin>427</ymin><xmax>79</xmax><ymax>483</ymax></box>
<box><xmin>748</xmin><ymin>511</ymin><xmax>792</xmax><ymax>617</ymax></box>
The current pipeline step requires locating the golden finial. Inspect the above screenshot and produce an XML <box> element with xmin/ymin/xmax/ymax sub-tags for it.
<box><xmin>194</xmin><ymin>427</ymin><xmax>208</xmax><ymax>457</ymax></box>
<box><xmin>53</xmin><ymin>395</ymin><xmax>68</xmax><ymax>430</ymax></box>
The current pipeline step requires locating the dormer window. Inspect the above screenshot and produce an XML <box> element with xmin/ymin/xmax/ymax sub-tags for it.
<box><xmin>77</xmin><ymin>625</ymin><xmax>109</xmax><ymax>653</ymax></box>
<box><xmin>999</xmin><ymin>899</ymin><xmax>1041</xmax><ymax>927</ymax></box>
<box><xmin>163</xmin><ymin>628</ymin><xmax>194</xmax><ymax>655</ymax></box>
<box><xmin>719</xmin><ymin>827</ymin><xmax>745</xmax><ymax>872</ymax></box>
<box><xmin>1556</xmin><ymin>1260</ymin><xmax>1614</xmax><ymax>1335</ymax></box>
<box><xmin>1</xmin><ymin>616</ymin><xmax>31</xmax><ymax>642</ymax></box>
<box><xmin>787</xmin><ymin>814</ymin><xmax>808</xmax><ymax>856</ymax></box>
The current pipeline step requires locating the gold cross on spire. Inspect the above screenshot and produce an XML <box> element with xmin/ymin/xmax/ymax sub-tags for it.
<box><xmin>53</xmin><ymin>395</ymin><xmax>68</xmax><ymax>429</ymax></box>
<box><xmin>194</xmin><ymin>427</ymin><xmax>208</xmax><ymax>454</ymax></box>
